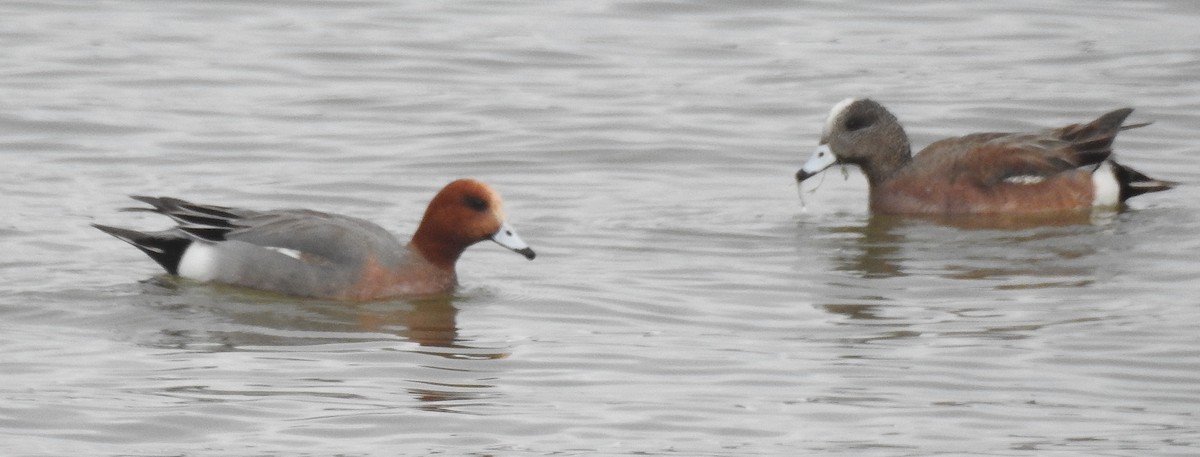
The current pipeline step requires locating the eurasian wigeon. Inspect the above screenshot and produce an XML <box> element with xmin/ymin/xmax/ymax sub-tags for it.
<box><xmin>796</xmin><ymin>98</ymin><xmax>1175</xmax><ymax>214</ymax></box>
<box><xmin>94</xmin><ymin>178</ymin><xmax>535</xmax><ymax>301</ymax></box>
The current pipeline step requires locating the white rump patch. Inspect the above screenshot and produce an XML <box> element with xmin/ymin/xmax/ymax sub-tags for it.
<box><xmin>1092</xmin><ymin>161</ymin><xmax>1120</xmax><ymax>207</ymax></box>
<box><xmin>823</xmin><ymin>97</ymin><xmax>859</xmax><ymax>138</ymax></box>
<box><xmin>178</xmin><ymin>243</ymin><xmax>219</xmax><ymax>281</ymax></box>
<box><xmin>1003</xmin><ymin>175</ymin><xmax>1045</xmax><ymax>185</ymax></box>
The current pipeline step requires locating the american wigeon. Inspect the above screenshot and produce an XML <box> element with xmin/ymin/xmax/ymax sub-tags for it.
<box><xmin>795</xmin><ymin>98</ymin><xmax>1175</xmax><ymax>214</ymax></box>
<box><xmin>94</xmin><ymin>179</ymin><xmax>535</xmax><ymax>301</ymax></box>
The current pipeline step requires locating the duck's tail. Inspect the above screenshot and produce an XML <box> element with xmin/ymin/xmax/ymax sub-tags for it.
<box><xmin>1110</xmin><ymin>161</ymin><xmax>1176</xmax><ymax>202</ymax></box>
<box><xmin>92</xmin><ymin>224</ymin><xmax>191</xmax><ymax>275</ymax></box>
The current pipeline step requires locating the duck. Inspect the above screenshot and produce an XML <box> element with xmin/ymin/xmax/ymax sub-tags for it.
<box><xmin>93</xmin><ymin>178</ymin><xmax>535</xmax><ymax>301</ymax></box>
<box><xmin>795</xmin><ymin>98</ymin><xmax>1175</xmax><ymax>214</ymax></box>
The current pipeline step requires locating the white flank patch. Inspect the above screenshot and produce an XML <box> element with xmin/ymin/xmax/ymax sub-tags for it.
<box><xmin>177</xmin><ymin>243</ymin><xmax>219</xmax><ymax>281</ymax></box>
<box><xmin>1092</xmin><ymin>161</ymin><xmax>1120</xmax><ymax>207</ymax></box>
<box><xmin>265</xmin><ymin>246</ymin><xmax>304</xmax><ymax>260</ymax></box>
<box><xmin>823</xmin><ymin>97</ymin><xmax>859</xmax><ymax>138</ymax></box>
<box><xmin>1003</xmin><ymin>175</ymin><xmax>1045</xmax><ymax>185</ymax></box>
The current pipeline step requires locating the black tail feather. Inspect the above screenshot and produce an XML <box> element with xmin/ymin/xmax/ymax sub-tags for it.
<box><xmin>123</xmin><ymin>195</ymin><xmax>248</xmax><ymax>241</ymax></box>
<box><xmin>1061</xmin><ymin>108</ymin><xmax>1132</xmax><ymax>141</ymax></box>
<box><xmin>92</xmin><ymin>224</ymin><xmax>191</xmax><ymax>275</ymax></box>
<box><xmin>1112</xmin><ymin>161</ymin><xmax>1176</xmax><ymax>202</ymax></box>
<box><xmin>1067</xmin><ymin>109</ymin><xmax>1175</xmax><ymax>203</ymax></box>
<box><xmin>1059</xmin><ymin>108</ymin><xmax>1133</xmax><ymax>167</ymax></box>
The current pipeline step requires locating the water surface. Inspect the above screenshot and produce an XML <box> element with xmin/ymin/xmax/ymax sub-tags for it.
<box><xmin>2</xmin><ymin>1</ymin><xmax>1199</xmax><ymax>455</ymax></box>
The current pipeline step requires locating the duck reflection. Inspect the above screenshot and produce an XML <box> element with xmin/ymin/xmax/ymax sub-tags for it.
<box><xmin>826</xmin><ymin>215</ymin><xmax>909</xmax><ymax>279</ymax></box>
<box><xmin>825</xmin><ymin>211</ymin><xmax>1105</xmax><ymax>282</ymax></box>
<box><xmin>126</xmin><ymin>281</ymin><xmax>509</xmax><ymax>414</ymax></box>
<box><xmin>819</xmin><ymin>303</ymin><xmax>888</xmax><ymax>320</ymax></box>
<box><xmin>811</xmin><ymin>211</ymin><xmax>1110</xmax><ymax>324</ymax></box>
<box><xmin>138</xmin><ymin>278</ymin><xmax>501</xmax><ymax>353</ymax></box>
<box><xmin>355</xmin><ymin>295</ymin><xmax>461</xmax><ymax>348</ymax></box>
<box><xmin>406</xmin><ymin>386</ymin><xmax>500</xmax><ymax>414</ymax></box>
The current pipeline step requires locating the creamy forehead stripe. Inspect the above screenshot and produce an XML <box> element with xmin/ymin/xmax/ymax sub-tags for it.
<box><xmin>486</xmin><ymin>192</ymin><xmax>506</xmax><ymax>221</ymax></box>
<box><xmin>480</xmin><ymin>185</ymin><xmax>507</xmax><ymax>220</ymax></box>
<box><xmin>823</xmin><ymin>97</ymin><xmax>859</xmax><ymax>138</ymax></box>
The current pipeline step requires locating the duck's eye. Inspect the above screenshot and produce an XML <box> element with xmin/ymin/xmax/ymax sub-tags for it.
<box><xmin>844</xmin><ymin>115</ymin><xmax>870</xmax><ymax>132</ymax></box>
<box><xmin>463</xmin><ymin>195</ymin><xmax>489</xmax><ymax>212</ymax></box>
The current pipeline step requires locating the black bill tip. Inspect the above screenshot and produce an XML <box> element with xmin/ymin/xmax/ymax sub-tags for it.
<box><xmin>795</xmin><ymin>169</ymin><xmax>814</xmax><ymax>182</ymax></box>
<box><xmin>514</xmin><ymin>247</ymin><xmax>536</xmax><ymax>260</ymax></box>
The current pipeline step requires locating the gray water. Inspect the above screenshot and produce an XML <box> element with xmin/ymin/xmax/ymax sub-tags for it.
<box><xmin>3</xmin><ymin>1</ymin><xmax>1200</xmax><ymax>455</ymax></box>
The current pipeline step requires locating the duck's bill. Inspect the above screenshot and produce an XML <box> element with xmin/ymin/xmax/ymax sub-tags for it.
<box><xmin>795</xmin><ymin>143</ymin><xmax>837</xmax><ymax>182</ymax></box>
<box><xmin>491</xmin><ymin>222</ymin><xmax>536</xmax><ymax>260</ymax></box>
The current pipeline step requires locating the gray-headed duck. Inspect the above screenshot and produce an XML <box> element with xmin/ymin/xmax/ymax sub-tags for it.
<box><xmin>796</xmin><ymin>98</ymin><xmax>1174</xmax><ymax>214</ymax></box>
